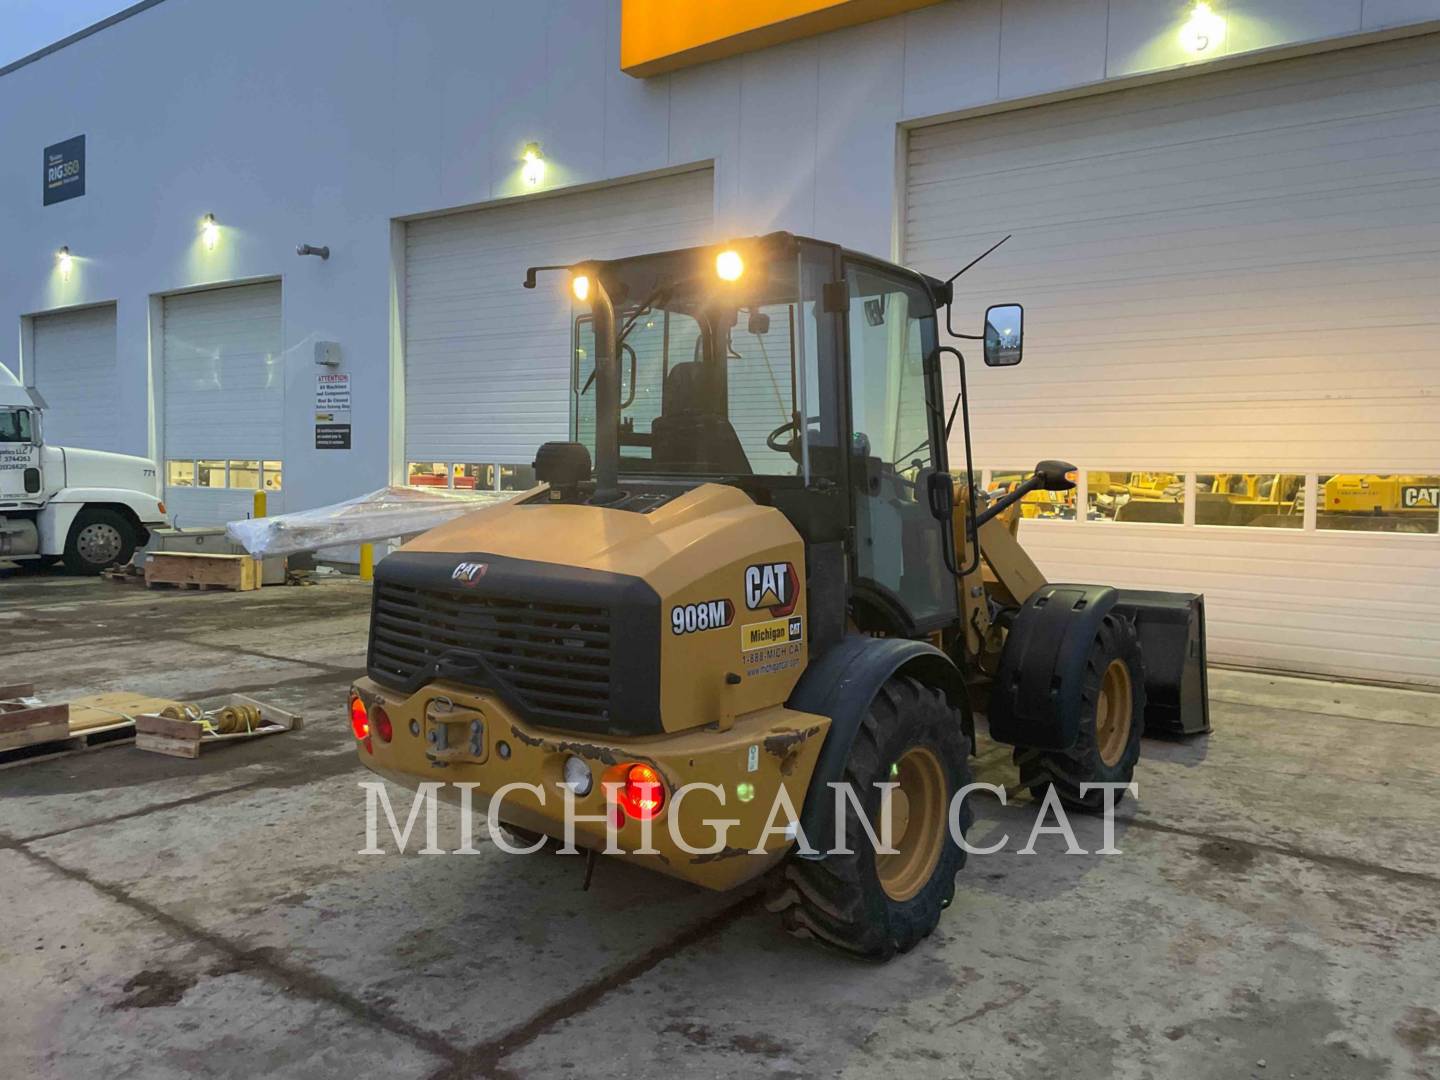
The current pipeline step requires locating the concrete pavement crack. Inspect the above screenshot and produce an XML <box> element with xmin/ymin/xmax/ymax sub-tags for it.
<box><xmin>1120</xmin><ymin>815</ymin><xmax>1440</xmax><ymax>889</ymax></box>
<box><xmin>0</xmin><ymin>836</ymin><xmax>467</xmax><ymax>1068</ymax></box>
<box><xmin>429</xmin><ymin>892</ymin><xmax>765</xmax><ymax>1080</ymax></box>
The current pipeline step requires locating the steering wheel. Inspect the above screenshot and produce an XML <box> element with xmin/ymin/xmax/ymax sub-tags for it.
<box><xmin>766</xmin><ymin>414</ymin><xmax>822</xmax><ymax>460</ymax></box>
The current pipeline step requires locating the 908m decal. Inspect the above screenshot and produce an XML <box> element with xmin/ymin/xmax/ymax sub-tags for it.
<box><xmin>671</xmin><ymin>599</ymin><xmax>735</xmax><ymax>636</ymax></box>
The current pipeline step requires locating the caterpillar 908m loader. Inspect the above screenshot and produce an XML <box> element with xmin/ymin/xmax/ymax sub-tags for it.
<box><xmin>349</xmin><ymin>232</ymin><xmax>1209</xmax><ymax>959</ymax></box>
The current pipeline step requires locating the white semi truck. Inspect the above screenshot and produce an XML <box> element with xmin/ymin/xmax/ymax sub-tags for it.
<box><xmin>0</xmin><ymin>363</ymin><xmax>169</xmax><ymax>573</ymax></box>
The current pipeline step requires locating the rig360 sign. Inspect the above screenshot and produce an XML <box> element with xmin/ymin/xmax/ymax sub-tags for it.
<box><xmin>43</xmin><ymin>135</ymin><xmax>85</xmax><ymax>206</ymax></box>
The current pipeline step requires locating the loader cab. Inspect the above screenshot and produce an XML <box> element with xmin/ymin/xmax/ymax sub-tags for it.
<box><xmin>561</xmin><ymin>233</ymin><xmax>974</xmax><ymax>641</ymax></box>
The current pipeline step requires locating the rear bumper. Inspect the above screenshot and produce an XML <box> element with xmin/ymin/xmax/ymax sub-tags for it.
<box><xmin>350</xmin><ymin>677</ymin><xmax>830</xmax><ymax>891</ymax></box>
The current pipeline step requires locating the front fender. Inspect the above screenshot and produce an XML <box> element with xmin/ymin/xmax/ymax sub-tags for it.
<box><xmin>787</xmin><ymin>634</ymin><xmax>971</xmax><ymax>853</ymax></box>
<box><xmin>52</xmin><ymin>488</ymin><xmax>168</xmax><ymax>524</ymax></box>
<box><xmin>39</xmin><ymin>490</ymin><xmax>169</xmax><ymax>553</ymax></box>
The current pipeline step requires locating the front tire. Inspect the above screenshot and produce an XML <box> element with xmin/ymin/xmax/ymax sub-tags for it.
<box><xmin>63</xmin><ymin>508</ymin><xmax>136</xmax><ymax>574</ymax></box>
<box><xmin>1014</xmin><ymin>611</ymin><xmax>1145</xmax><ymax>812</ymax></box>
<box><xmin>768</xmin><ymin>676</ymin><xmax>973</xmax><ymax>961</ymax></box>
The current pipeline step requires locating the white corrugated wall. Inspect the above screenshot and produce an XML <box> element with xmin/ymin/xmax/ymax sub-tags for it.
<box><xmin>906</xmin><ymin>35</ymin><xmax>1440</xmax><ymax>685</ymax></box>
<box><xmin>403</xmin><ymin>169</ymin><xmax>715</xmax><ymax>470</ymax></box>
<box><xmin>161</xmin><ymin>281</ymin><xmax>284</xmax><ymax>526</ymax></box>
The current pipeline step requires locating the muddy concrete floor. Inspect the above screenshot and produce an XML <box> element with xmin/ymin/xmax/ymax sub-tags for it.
<box><xmin>2</xmin><ymin>565</ymin><xmax>1438</xmax><ymax>1080</ymax></box>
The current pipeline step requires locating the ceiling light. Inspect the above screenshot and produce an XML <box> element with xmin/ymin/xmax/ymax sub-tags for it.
<box><xmin>521</xmin><ymin>143</ymin><xmax>545</xmax><ymax>187</ymax></box>
<box><xmin>1180</xmin><ymin>2</ymin><xmax>1225</xmax><ymax>53</ymax></box>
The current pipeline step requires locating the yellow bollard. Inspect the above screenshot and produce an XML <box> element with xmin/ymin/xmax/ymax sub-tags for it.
<box><xmin>359</xmin><ymin>543</ymin><xmax>374</xmax><ymax>581</ymax></box>
<box><xmin>253</xmin><ymin>489</ymin><xmax>267</xmax><ymax>519</ymax></box>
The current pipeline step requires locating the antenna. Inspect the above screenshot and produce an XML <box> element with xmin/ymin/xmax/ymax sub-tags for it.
<box><xmin>945</xmin><ymin>234</ymin><xmax>1011</xmax><ymax>287</ymax></box>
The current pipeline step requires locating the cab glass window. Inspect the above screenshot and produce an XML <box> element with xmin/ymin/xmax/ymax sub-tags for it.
<box><xmin>0</xmin><ymin>409</ymin><xmax>33</xmax><ymax>443</ymax></box>
<box><xmin>844</xmin><ymin>261</ymin><xmax>954</xmax><ymax>630</ymax></box>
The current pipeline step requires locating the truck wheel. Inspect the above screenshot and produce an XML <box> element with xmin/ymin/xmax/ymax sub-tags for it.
<box><xmin>768</xmin><ymin>676</ymin><xmax>973</xmax><ymax>961</ymax></box>
<box><xmin>63</xmin><ymin>508</ymin><xmax>136</xmax><ymax>574</ymax></box>
<box><xmin>1013</xmin><ymin>612</ymin><xmax>1145</xmax><ymax>813</ymax></box>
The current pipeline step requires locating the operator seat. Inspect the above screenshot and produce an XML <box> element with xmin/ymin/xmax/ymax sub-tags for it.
<box><xmin>650</xmin><ymin>362</ymin><xmax>752</xmax><ymax>475</ymax></box>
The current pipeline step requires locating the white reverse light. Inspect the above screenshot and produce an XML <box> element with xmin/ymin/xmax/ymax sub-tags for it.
<box><xmin>562</xmin><ymin>755</ymin><xmax>593</xmax><ymax>796</ymax></box>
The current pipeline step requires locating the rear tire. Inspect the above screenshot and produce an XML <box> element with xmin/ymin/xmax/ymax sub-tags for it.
<box><xmin>62</xmin><ymin>508</ymin><xmax>136</xmax><ymax>574</ymax></box>
<box><xmin>1014</xmin><ymin>611</ymin><xmax>1145</xmax><ymax>813</ymax></box>
<box><xmin>768</xmin><ymin>676</ymin><xmax>973</xmax><ymax>961</ymax></box>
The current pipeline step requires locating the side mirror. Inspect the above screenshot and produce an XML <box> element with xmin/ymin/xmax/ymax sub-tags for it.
<box><xmin>983</xmin><ymin>304</ymin><xmax>1023</xmax><ymax>367</ymax></box>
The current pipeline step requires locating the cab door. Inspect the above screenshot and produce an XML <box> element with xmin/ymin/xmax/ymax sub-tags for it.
<box><xmin>0</xmin><ymin>407</ymin><xmax>43</xmax><ymax>501</ymax></box>
<box><xmin>842</xmin><ymin>260</ymin><xmax>957</xmax><ymax>635</ymax></box>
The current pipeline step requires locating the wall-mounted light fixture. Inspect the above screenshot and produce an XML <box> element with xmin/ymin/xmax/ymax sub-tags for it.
<box><xmin>57</xmin><ymin>246</ymin><xmax>73</xmax><ymax>281</ymax></box>
<box><xmin>1180</xmin><ymin>2</ymin><xmax>1225</xmax><ymax>54</ymax></box>
<box><xmin>201</xmin><ymin>213</ymin><xmax>219</xmax><ymax>251</ymax></box>
<box><xmin>521</xmin><ymin>142</ymin><xmax>545</xmax><ymax>187</ymax></box>
<box><xmin>297</xmin><ymin>243</ymin><xmax>330</xmax><ymax>260</ymax></box>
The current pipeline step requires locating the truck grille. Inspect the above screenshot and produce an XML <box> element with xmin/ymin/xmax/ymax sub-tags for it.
<box><xmin>369</xmin><ymin>582</ymin><xmax>614</xmax><ymax>729</ymax></box>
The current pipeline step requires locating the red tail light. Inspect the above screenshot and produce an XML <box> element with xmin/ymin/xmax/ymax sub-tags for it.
<box><xmin>374</xmin><ymin>707</ymin><xmax>393</xmax><ymax>743</ymax></box>
<box><xmin>349</xmin><ymin>695</ymin><xmax>369</xmax><ymax>740</ymax></box>
<box><xmin>619</xmin><ymin>763</ymin><xmax>665</xmax><ymax>820</ymax></box>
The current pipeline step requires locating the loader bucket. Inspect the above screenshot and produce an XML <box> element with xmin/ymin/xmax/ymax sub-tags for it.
<box><xmin>1113</xmin><ymin>590</ymin><xmax>1210</xmax><ymax>737</ymax></box>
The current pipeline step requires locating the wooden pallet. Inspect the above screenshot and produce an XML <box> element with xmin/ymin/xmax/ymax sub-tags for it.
<box><xmin>135</xmin><ymin>694</ymin><xmax>302</xmax><ymax>758</ymax></box>
<box><xmin>0</xmin><ymin>690</ymin><xmax>188</xmax><ymax>769</ymax></box>
<box><xmin>144</xmin><ymin>551</ymin><xmax>262</xmax><ymax>592</ymax></box>
<box><xmin>0</xmin><ymin>683</ymin><xmax>70</xmax><ymax>753</ymax></box>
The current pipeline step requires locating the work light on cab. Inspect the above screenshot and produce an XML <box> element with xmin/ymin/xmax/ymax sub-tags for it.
<box><xmin>571</xmin><ymin>273</ymin><xmax>590</xmax><ymax>302</ymax></box>
<box><xmin>619</xmin><ymin>763</ymin><xmax>665</xmax><ymax>820</ymax></box>
<box><xmin>349</xmin><ymin>694</ymin><xmax>369</xmax><ymax>740</ymax></box>
<box><xmin>715</xmin><ymin>249</ymin><xmax>743</xmax><ymax>282</ymax></box>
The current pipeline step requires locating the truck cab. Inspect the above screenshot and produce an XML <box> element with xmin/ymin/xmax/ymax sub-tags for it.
<box><xmin>0</xmin><ymin>363</ymin><xmax>169</xmax><ymax>573</ymax></box>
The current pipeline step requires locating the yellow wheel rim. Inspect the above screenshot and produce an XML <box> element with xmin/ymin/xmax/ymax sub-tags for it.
<box><xmin>1096</xmin><ymin>658</ymin><xmax>1134</xmax><ymax>767</ymax></box>
<box><xmin>876</xmin><ymin>746</ymin><xmax>947</xmax><ymax>903</ymax></box>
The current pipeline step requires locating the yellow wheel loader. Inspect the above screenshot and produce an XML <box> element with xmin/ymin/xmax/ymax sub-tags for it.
<box><xmin>349</xmin><ymin>233</ymin><xmax>1209</xmax><ymax>959</ymax></box>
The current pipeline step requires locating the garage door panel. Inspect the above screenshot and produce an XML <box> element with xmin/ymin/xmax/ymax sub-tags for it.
<box><xmin>1018</xmin><ymin>523</ymin><xmax>1440</xmax><ymax>683</ymax></box>
<box><xmin>162</xmin><ymin>281</ymin><xmax>283</xmax><ymax>525</ymax></box>
<box><xmin>30</xmin><ymin>305</ymin><xmax>119</xmax><ymax>452</ymax></box>
<box><xmin>909</xmin><ymin>35</ymin><xmax>1440</xmax><ymax>683</ymax></box>
<box><xmin>404</xmin><ymin>169</ymin><xmax>713</xmax><ymax>466</ymax></box>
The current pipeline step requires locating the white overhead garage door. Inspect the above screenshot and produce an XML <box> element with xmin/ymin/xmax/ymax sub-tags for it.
<box><xmin>29</xmin><ymin>304</ymin><xmax>119</xmax><ymax>452</ymax></box>
<box><xmin>403</xmin><ymin>168</ymin><xmax>714</xmax><ymax>491</ymax></box>
<box><xmin>907</xmin><ymin>34</ymin><xmax>1440</xmax><ymax>686</ymax></box>
<box><xmin>161</xmin><ymin>281</ymin><xmax>284</xmax><ymax>526</ymax></box>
